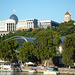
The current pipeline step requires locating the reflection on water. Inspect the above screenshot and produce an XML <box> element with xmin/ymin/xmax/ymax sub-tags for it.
<box><xmin>0</xmin><ymin>72</ymin><xmax>74</xmax><ymax>75</ymax></box>
<box><xmin>0</xmin><ymin>72</ymin><xmax>43</xmax><ymax>75</ymax></box>
<box><xmin>60</xmin><ymin>74</ymin><xmax>75</xmax><ymax>75</ymax></box>
<box><xmin>0</xmin><ymin>72</ymin><xmax>13</xmax><ymax>75</ymax></box>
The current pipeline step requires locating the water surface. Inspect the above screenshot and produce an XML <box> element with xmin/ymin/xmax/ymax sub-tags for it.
<box><xmin>0</xmin><ymin>72</ymin><xmax>74</xmax><ymax>75</ymax></box>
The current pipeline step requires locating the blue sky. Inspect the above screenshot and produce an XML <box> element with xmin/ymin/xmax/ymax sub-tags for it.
<box><xmin>0</xmin><ymin>0</ymin><xmax>75</xmax><ymax>23</ymax></box>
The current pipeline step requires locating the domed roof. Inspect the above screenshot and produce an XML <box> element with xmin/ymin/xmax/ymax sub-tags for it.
<box><xmin>9</xmin><ymin>14</ymin><xmax>18</xmax><ymax>22</ymax></box>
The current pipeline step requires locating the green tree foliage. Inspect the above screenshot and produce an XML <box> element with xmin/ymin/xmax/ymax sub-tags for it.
<box><xmin>51</xmin><ymin>27</ymin><xmax>57</xmax><ymax>31</ymax></box>
<box><xmin>17</xmin><ymin>30</ymin><xmax>61</xmax><ymax>63</ymax></box>
<box><xmin>33</xmin><ymin>30</ymin><xmax>61</xmax><ymax>61</ymax></box>
<box><xmin>0</xmin><ymin>39</ymin><xmax>18</xmax><ymax>61</ymax></box>
<box><xmin>62</xmin><ymin>34</ymin><xmax>75</xmax><ymax>66</ymax></box>
<box><xmin>0</xmin><ymin>36</ymin><xmax>1</xmax><ymax>42</ymax></box>
<box><xmin>18</xmin><ymin>41</ymin><xmax>37</xmax><ymax>62</ymax></box>
<box><xmin>57</xmin><ymin>20</ymin><xmax>75</xmax><ymax>36</ymax></box>
<box><xmin>46</xmin><ymin>26</ymin><xmax>50</xmax><ymax>30</ymax></box>
<box><xmin>31</xmin><ymin>28</ymin><xmax>40</xmax><ymax>36</ymax></box>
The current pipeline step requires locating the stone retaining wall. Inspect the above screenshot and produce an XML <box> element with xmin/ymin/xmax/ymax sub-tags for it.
<box><xmin>58</xmin><ymin>68</ymin><xmax>75</xmax><ymax>74</ymax></box>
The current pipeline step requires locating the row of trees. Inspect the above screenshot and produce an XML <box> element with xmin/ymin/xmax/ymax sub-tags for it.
<box><xmin>0</xmin><ymin>30</ymin><xmax>61</xmax><ymax>63</ymax></box>
<box><xmin>18</xmin><ymin>30</ymin><xmax>61</xmax><ymax>63</ymax></box>
<box><xmin>52</xmin><ymin>20</ymin><xmax>75</xmax><ymax>36</ymax></box>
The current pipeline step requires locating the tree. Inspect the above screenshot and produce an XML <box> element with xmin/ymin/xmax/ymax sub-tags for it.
<box><xmin>17</xmin><ymin>30</ymin><xmax>61</xmax><ymax>63</ymax></box>
<box><xmin>62</xmin><ymin>34</ymin><xmax>75</xmax><ymax>66</ymax></box>
<box><xmin>31</xmin><ymin>28</ymin><xmax>40</xmax><ymax>37</ymax></box>
<box><xmin>46</xmin><ymin>26</ymin><xmax>50</xmax><ymax>30</ymax></box>
<box><xmin>18</xmin><ymin>41</ymin><xmax>38</xmax><ymax>62</ymax></box>
<box><xmin>33</xmin><ymin>30</ymin><xmax>61</xmax><ymax>61</ymax></box>
<box><xmin>57</xmin><ymin>20</ymin><xmax>75</xmax><ymax>36</ymax></box>
<box><xmin>0</xmin><ymin>36</ymin><xmax>1</xmax><ymax>43</ymax></box>
<box><xmin>0</xmin><ymin>39</ymin><xmax>18</xmax><ymax>61</ymax></box>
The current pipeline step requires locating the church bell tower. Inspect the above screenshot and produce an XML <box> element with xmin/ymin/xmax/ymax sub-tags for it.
<box><xmin>64</xmin><ymin>11</ymin><xmax>71</xmax><ymax>22</ymax></box>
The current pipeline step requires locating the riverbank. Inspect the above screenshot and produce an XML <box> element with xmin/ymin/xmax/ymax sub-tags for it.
<box><xmin>58</xmin><ymin>68</ymin><xmax>75</xmax><ymax>74</ymax></box>
<box><xmin>36</xmin><ymin>67</ymin><xmax>75</xmax><ymax>74</ymax></box>
<box><xmin>21</xmin><ymin>67</ymin><xmax>75</xmax><ymax>74</ymax></box>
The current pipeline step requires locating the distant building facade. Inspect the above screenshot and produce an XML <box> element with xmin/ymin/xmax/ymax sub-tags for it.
<box><xmin>17</xmin><ymin>19</ymin><xmax>38</xmax><ymax>30</ymax></box>
<box><xmin>0</xmin><ymin>20</ymin><xmax>16</xmax><ymax>31</ymax></box>
<box><xmin>40</xmin><ymin>20</ymin><xmax>59</xmax><ymax>29</ymax></box>
<box><xmin>0</xmin><ymin>14</ymin><xmax>38</xmax><ymax>32</ymax></box>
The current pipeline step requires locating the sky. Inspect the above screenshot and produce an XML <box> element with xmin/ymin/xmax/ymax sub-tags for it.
<box><xmin>0</xmin><ymin>0</ymin><xmax>75</xmax><ymax>23</ymax></box>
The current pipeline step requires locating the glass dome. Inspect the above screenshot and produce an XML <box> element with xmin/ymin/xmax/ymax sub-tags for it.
<box><xmin>9</xmin><ymin>14</ymin><xmax>18</xmax><ymax>23</ymax></box>
<box><xmin>6</xmin><ymin>36</ymin><xmax>35</xmax><ymax>47</ymax></box>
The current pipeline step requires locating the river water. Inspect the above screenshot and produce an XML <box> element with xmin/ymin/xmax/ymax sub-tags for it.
<box><xmin>0</xmin><ymin>72</ymin><xmax>74</xmax><ymax>75</ymax></box>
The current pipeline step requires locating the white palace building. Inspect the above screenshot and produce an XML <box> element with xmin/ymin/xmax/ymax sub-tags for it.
<box><xmin>0</xmin><ymin>14</ymin><xmax>38</xmax><ymax>31</ymax></box>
